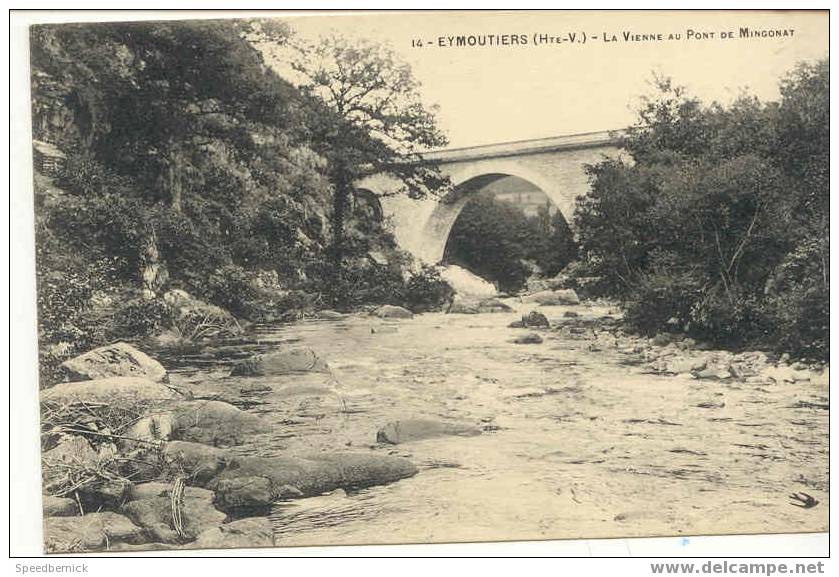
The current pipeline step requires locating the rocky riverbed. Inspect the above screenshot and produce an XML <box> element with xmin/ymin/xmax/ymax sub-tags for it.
<box><xmin>40</xmin><ymin>294</ymin><xmax>829</xmax><ymax>552</ymax></box>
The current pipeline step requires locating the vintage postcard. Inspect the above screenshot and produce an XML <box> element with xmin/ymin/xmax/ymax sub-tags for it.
<box><xmin>25</xmin><ymin>9</ymin><xmax>828</xmax><ymax>553</ymax></box>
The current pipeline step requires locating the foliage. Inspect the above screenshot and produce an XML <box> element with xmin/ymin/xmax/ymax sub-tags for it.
<box><xmin>402</xmin><ymin>266</ymin><xmax>455</xmax><ymax>313</ymax></box>
<box><xmin>279</xmin><ymin>33</ymin><xmax>449</xmax><ymax>296</ymax></box>
<box><xmin>574</xmin><ymin>61</ymin><xmax>829</xmax><ymax>359</ymax></box>
<box><xmin>445</xmin><ymin>191</ymin><xmax>577</xmax><ymax>292</ymax></box>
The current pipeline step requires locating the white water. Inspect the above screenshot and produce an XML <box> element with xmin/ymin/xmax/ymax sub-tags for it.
<box><xmin>170</xmin><ymin>300</ymin><xmax>828</xmax><ymax>547</ymax></box>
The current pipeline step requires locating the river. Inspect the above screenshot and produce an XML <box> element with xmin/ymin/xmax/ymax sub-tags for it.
<box><xmin>163</xmin><ymin>299</ymin><xmax>829</xmax><ymax>547</ymax></box>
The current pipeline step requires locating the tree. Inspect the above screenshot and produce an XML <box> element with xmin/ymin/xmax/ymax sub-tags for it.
<box><xmin>573</xmin><ymin>61</ymin><xmax>829</xmax><ymax>358</ymax></box>
<box><xmin>277</xmin><ymin>33</ymin><xmax>449</xmax><ymax>279</ymax></box>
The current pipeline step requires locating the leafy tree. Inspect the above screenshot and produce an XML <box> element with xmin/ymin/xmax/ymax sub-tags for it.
<box><xmin>574</xmin><ymin>61</ymin><xmax>828</xmax><ymax>358</ymax></box>
<box><xmin>280</xmin><ymin>33</ymin><xmax>449</xmax><ymax>282</ymax></box>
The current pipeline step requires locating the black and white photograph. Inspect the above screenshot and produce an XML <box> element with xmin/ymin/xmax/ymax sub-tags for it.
<box><xmin>13</xmin><ymin>8</ymin><xmax>829</xmax><ymax>556</ymax></box>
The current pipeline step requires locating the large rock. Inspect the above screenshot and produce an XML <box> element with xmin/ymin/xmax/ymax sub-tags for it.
<box><xmin>41</xmin><ymin>435</ymin><xmax>100</xmax><ymax>493</ymax></box>
<box><xmin>521</xmin><ymin>311</ymin><xmax>550</xmax><ymax>328</ymax></box>
<box><xmin>191</xmin><ymin>517</ymin><xmax>274</xmax><ymax>549</ymax></box>
<box><xmin>208</xmin><ymin>453</ymin><xmax>417</xmax><ymax>513</ymax></box>
<box><xmin>374</xmin><ymin>305</ymin><xmax>414</xmax><ymax>319</ymax></box>
<box><xmin>121</xmin><ymin>484</ymin><xmax>225</xmax><ymax>543</ymax></box>
<box><xmin>230</xmin><ymin>348</ymin><xmax>329</xmax><ymax>377</ymax></box>
<box><xmin>439</xmin><ymin>265</ymin><xmax>497</xmax><ymax>297</ymax></box>
<box><xmin>522</xmin><ymin>289</ymin><xmax>580</xmax><ymax>306</ymax></box>
<box><xmin>60</xmin><ymin>342</ymin><xmax>168</xmax><ymax>383</ymax></box>
<box><xmin>41</xmin><ymin>376</ymin><xmax>179</xmax><ymax>406</ymax></box>
<box><xmin>376</xmin><ymin>418</ymin><xmax>482</xmax><ymax>444</ymax></box>
<box><xmin>44</xmin><ymin>512</ymin><xmax>145</xmax><ymax>553</ymax></box>
<box><xmin>169</xmin><ymin>400</ymin><xmax>270</xmax><ymax>447</ymax></box>
<box><xmin>43</xmin><ymin>495</ymin><xmax>78</xmax><ymax>517</ymax></box>
<box><xmin>448</xmin><ymin>296</ymin><xmax>511</xmax><ymax>314</ymax></box>
<box><xmin>161</xmin><ymin>441</ymin><xmax>229</xmax><ymax>485</ymax></box>
<box><xmin>164</xmin><ymin>289</ymin><xmax>241</xmax><ymax>338</ymax></box>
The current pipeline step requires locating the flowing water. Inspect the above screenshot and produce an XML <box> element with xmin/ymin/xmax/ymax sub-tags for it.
<box><xmin>165</xmin><ymin>300</ymin><xmax>829</xmax><ymax>547</ymax></box>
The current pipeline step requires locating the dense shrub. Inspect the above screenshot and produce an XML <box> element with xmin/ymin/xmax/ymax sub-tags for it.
<box><xmin>403</xmin><ymin>266</ymin><xmax>455</xmax><ymax>313</ymax></box>
<box><xmin>574</xmin><ymin>61</ymin><xmax>829</xmax><ymax>359</ymax></box>
<box><xmin>445</xmin><ymin>191</ymin><xmax>576</xmax><ymax>292</ymax></box>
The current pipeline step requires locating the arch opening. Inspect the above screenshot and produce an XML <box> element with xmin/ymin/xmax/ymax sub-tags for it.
<box><xmin>432</xmin><ymin>173</ymin><xmax>577</xmax><ymax>292</ymax></box>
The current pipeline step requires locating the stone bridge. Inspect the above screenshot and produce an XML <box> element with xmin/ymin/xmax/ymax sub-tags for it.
<box><xmin>357</xmin><ymin>130</ymin><xmax>624</xmax><ymax>264</ymax></box>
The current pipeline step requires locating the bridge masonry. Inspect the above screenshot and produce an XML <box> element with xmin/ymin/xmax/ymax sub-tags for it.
<box><xmin>357</xmin><ymin>130</ymin><xmax>624</xmax><ymax>264</ymax></box>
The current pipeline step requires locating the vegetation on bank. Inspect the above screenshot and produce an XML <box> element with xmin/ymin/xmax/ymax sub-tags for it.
<box><xmin>31</xmin><ymin>21</ymin><xmax>453</xmax><ymax>386</ymax></box>
<box><xmin>444</xmin><ymin>191</ymin><xmax>577</xmax><ymax>293</ymax></box>
<box><xmin>572</xmin><ymin>61</ymin><xmax>829</xmax><ymax>360</ymax></box>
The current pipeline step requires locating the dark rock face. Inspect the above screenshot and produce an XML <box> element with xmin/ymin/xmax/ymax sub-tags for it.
<box><xmin>208</xmin><ymin>453</ymin><xmax>418</xmax><ymax>513</ymax></box>
<box><xmin>44</xmin><ymin>512</ymin><xmax>146</xmax><ymax>553</ymax></box>
<box><xmin>169</xmin><ymin>400</ymin><xmax>271</xmax><ymax>448</ymax></box>
<box><xmin>60</xmin><ymin>342</ymin><xmax>168</xmax><ymax>383</ymax></box>
<box><xmin>512</xmin><ymin>332</ymin><xmax>544</xmax><ymax>344</ymax></box>
<box><xmin>374</xmin><ymin>305</ymin><xmax>414</xmax><ymax>319</ymax></box>
<box><xmin>231</xmin><ymin>348</ymin><xmax>329</xmax><ymax>377</ymax></box>
<box><xmin>376</xmin><ymin>418</ymin><xmax>482</xmax><ymax>444</ymax></box>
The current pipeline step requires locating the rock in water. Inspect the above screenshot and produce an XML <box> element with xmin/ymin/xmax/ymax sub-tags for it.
<box><xmin>522</xmin><ymin>289</ymin><xmax>580</xmax><ymax>306</ymax></box>
<box><xmin>231</xmin><ymin>348</ymin><xmax>329</xmax><ymax>377</ymax></box>
<box><xmin>208</xmin><ymin>453</ymin><xmax>418</xmax><ymax>513</ymax></box>
<box><xmin>60</xmin><ymin>342</ymin><xmax>168</xmax><ymax>383</ymax></box>
<box><xmin>376</xmin><ymin>418</ymin><xmax>482</xmax><ymax>444</ymax></box>
<box><xmin>512</xmin><ymin>332</ymin><xmax>544</xmax><ymax>344</ymax></box>
<box><xmin>41</xmin><ymin>376</ymin><xmax>180</xmax><ymax>406</ymax></box>
<box><xmin>449</xmin><ymin>296</ymin><xmax>511</xmax><ymax>314</ymax></box>
<box><xmin>160</xmin><ymin>441</ymin><xmax>229</xmax><ymax>485</ymax></box>
<box><xmin>522</xmin><ymin>311</ymin><xmax>550</xmax><ymax>327</ymax></box>
<box><xmin>169</xmin><ymin>400</ymin><xmax>271</xmax><ymax>447</ymax></box>
<box><xmin>121</xmin><ymin>484</ymin><xmax>225</xmax><ymax>543</ymax></box>
<box><xmin>374</xmin><ymin>305</ymin><xmax>414</xmax><ymax>319</ymax></box>
<box><xmin>191</xmin><ymin>517</ymin><xmax>274</xmax><ymax>549</ymax></box>
<box><xmin>44</xmin><ymin>512</ymin><xmax>145</xmax><ymax>553</ymax></box>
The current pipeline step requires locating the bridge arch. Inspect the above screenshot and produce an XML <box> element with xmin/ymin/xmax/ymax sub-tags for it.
<box><xmin>356</xmin><ymin>130</ymin><xmax>623</xmax><ymax>264</ymax></box>
<box><xmin>421</xmin><ymin>162</ymin><xmax>569</xmax><ymax>264</ymax></box>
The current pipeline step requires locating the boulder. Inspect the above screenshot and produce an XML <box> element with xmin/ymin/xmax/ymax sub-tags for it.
<box><xmin>439</xmin><ymin>265</ymin><xmax>496</xmax><ymax>297</ymax></box>
<box><xmin>230</xmin><ymin>348</ymin><xmax>329</xmax><ymax>377</ymax></box>
<box><xmin>522</xmin><ymin>289</ymin><xmax>580</xmax><ymax>306</ymax></box>
<box><xmin>42</xmin><ymin>435</ymin><xmax>100</xmax><ymax>493</ymax></box>
<box><xmin>43</xmin><ymin>495</ymin><xmax>78</xmax><ymax>517</ymax></box>
<box><xmin>124</xmin><ymin>412</ymin><xmax>176</xmax><ymax>445</ymax></box>
<box><xmin>44</xmin><ymin>512</ymin><xmax>145</xmax><ymax>553</ymax></box>
<box><xmin>169</xmin><ymin>400</ymin><xmax>270</xmax><ymax>448</ymax></box>
<box><xmin>374</xmin><ymin>305</ymin><xmax>414</xmax><ymax>319</ymax></box>
<box><xmin>121</xmin><ymin>484</ymin><xmax>225</xmax><ymax>543</ymax></box>
<box><xmin>512</xmin><ymin>332</ymin><xmax>543</xmax><ymax>345</ymax></box>
<box><xmin>448</xmin><ymin>296</ymin><xmax>512</xmax><ymax>314</ymax></box>
<box><xmin>376</xmin><ymin>418</ymin><xmax>482</xmax><ymax>444</ymax></box>
<box><xmin>208</xmin><ymin>453</ymin><xmax>417</xmax><ymax>513</ymax></box>
<box><xmin>161</xmin><ymin>441</ymin><xmax>229</xmax><ymax>485</ymax></box>
<box><xmin>165</xmin><ymin>290</ymin><xmax>241</xmax><ymax>338</ymax></box>
<box><xmin>192</xmin><ymin>517</ymin><xmax>274</xmax><ymax>549</ymax></box>
<box><xmin>60</xmin><ymin>342</ymin><xmax>168</xmax><ymax>383</ymax></box>
<box><xmin>41</xmin><ymin>377</ymin><xmax>179</xmax><ymax>406</ymax></box>
<box><xmin>521</xmin><ymin>311</ymin><xmax>550</xmax><ymax>328</ymax></box>
<box><xmin>665</xmin><ymin>357</ymin><xmax>707</xmax><ymax>375</ymax></box>
<box><xmin>77</xmin><ymin>479</ymin><xmax>133</xmax><ymax>510</ymax></box>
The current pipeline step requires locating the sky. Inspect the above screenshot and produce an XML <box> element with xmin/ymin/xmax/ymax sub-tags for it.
<box><xmin>275</xmin><ymin>10</ymin><xmax>828</xmax><ymax>148</ymax></box>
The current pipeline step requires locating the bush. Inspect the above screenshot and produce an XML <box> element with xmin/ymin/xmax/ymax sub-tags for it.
<box><xmin>622</xmin><ymin>267</ymin><xmax>703</xmax><ymax>335</ymax></box>
<box><xmin>403</xmin><ymin>266</ymin><xmax>454</xmax><ymax>313</ymax></box>
<box><xmin>109</xmin><ymin>297</ymin><xmax>173</xmax><ymax>340</ymax></box>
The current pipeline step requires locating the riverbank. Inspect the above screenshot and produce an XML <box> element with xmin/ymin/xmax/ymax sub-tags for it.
<box><xmin>40</xmin><ymin>294</ymin><xmax>829</xmax><ymax>552</ymax></box>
